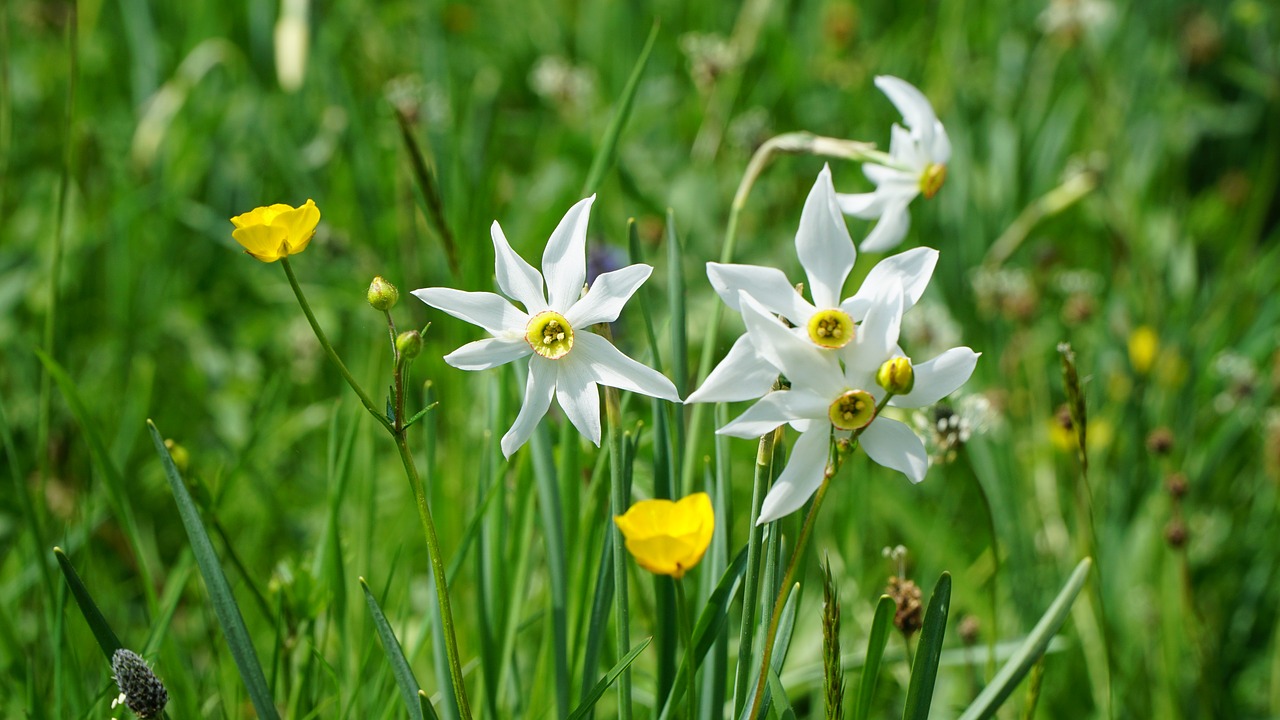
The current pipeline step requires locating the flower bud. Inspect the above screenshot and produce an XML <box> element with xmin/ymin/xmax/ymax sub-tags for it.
<box><xmin>111</xmin><ymin>649</ymin><xmax>169</xmax><ymax>719</ymax></box>
<box><xmin>396</xmin><ymin>330</ymin><xmax>423</xmax><ymax>360</ymax></box>
<box><xmin>876</xmin><ymin>356</ymin><xmax>915</xmax><ymax>395</ymax></box>
<box><xmin>367</xmin><ymin>276</ymin><xmax>399</xmax><ymax>311</ymax></box>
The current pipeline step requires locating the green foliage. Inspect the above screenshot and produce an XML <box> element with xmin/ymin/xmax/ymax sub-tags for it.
<box><xmin>4</xmin><ymin>0</ymin><xmax>1279</xmax><ymax>717</ymax></box>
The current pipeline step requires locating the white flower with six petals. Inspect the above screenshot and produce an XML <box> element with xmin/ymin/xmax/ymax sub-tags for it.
<box><xmin>413</xmin><ymin>195</ymin><xmax>680</xmax><ymax>458</ymax></box>
<box><xmin>836</xmin><ymin>75</ymin><xmax>952</xmax><ymax>252</ymax></box>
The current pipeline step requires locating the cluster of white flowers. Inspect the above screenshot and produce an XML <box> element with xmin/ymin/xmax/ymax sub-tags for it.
<box><xmin>413</xmin><ymin>76</ymin><xmax>974</xmax><ymax>523</ymax></box>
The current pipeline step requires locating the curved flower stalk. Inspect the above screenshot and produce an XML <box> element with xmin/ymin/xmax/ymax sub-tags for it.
<box><xmin>687</xmin><ymin>165</ymin><xmax>939</xmax><ymax>404</ymax></box>
<box><xmin>836</xmin><ymin>76</ymin><xmax>951</xmax><ymax>252</ymax></box>
<box><xmin>413</xmin><ymin>195</ymin><xmax>680</xmax><ymax>458</ymax></box>
<box><xmin>718</xmin><ymin>287</ymin><xmax>978</xmax><ymax>524</ymax></box>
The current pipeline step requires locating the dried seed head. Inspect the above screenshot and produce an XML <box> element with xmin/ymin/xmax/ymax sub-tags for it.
<box><xmin>1165</xmin><ymin>472</ymin><xmax>1189</xmax><ymax>499</ymax></box>
<box><xmin>958</xmin><ymin>614</ymin><xmax>981</xmax><ymax>645</ymax></box>
<box><xmin>886</xmin><ymin>576</ymin><xmax>924</xmax><ymax>637</ymax></box>
<box><xmin>1146</xmin><ymin>427</ymin><xmax>1175</xmax><ymax>456</ymax></box>
<box><xmin>1164</xmin><ymin>519</ymin><xmax>1189</xmax><ymax>549</ymax></box>
<box><xmin>111</xmin><ymin>649</ymin><xmax>168</xmax><ymax>719</ymax></box>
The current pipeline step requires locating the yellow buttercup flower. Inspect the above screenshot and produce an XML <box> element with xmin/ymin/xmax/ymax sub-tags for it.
<box><xmin>1128</xmin><ymin>325</ymin><xmax>1158</xmax><ymax>375</ymax></box>
<box><xmin>230</xmin><ymin>199</ymin><xmax>320</xmax><ymax>262</ymax></box>
<box><xmin>614</xmin><ymin>493</ymin><xmax>714</xmax><ymax>579</ymax></box>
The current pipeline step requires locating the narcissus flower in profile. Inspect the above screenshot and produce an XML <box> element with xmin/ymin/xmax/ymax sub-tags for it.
<box><xmin>230</xmin><ymin>199</ymin><xmax>320</xmax><ymax>262</ymax></box>
<box><xmin>413</xmin><ymin>195</ymin><xmax>680</xmax><ymax>458</ymax></box>
<box><xmin>837</xmin><ymin>76</ymin><xmax>951</xmax><ymax>252</ymax></box>
<box><xmin>614</xmin><ymin>493</ymin><xmax>715</xmax><ymax>579</ymax></box>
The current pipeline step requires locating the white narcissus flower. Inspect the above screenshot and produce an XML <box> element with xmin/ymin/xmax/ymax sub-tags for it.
<box><xmin>413</xmin><ymin>195</ymin><xmax>680</xmax><ymax>458</ymax></box>
<box><xmin>718</xmin><ymin>286</ymin><xmax>978</xmax><ymax>524</ymax></box>
<box><xmin>687</xmin><ymin>164</ymin><xmax>939</xmax><ymax>404</ymax></box>
<box><xmin>837</xmin><ymin>75</ymin><xmax>951</xmax><ymax>253</ymax></box>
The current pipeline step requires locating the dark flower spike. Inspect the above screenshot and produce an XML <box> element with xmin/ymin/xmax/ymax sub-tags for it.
<box><xmin>111</xmin><ymin>649</ymin><xmax>168</xmax><ymax>719</ymax></box>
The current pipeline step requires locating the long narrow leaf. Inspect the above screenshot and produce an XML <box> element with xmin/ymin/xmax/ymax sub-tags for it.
<box><xmin>657</xmin><ymin>545</ymin><xmax>749</xmax><ymax>720</ymax></box>
<box><xmin>854</xmin><ymin>595</ymin><xmax>896</xmax><ymax>720</ymax></box>
<box><xmin>52</xmin><ymin>547</ymin><xmax>122</xmax><ymax>659</ymax></box>
<box><xmin>957</xmin><ymin>558</ymin><xmax>1092</xmax><ymax>720</ymax></box>
<box><xmin>567</xmin><ymin>637</ymin><xmax>653</xmax><ymax>720</ymax></box>
<box><xmin>768</xmin><ymin>667</ymin><xmax>798</xmax><ymax>720</ymax></box>
<box><xmin>903</xmin><ymin>573</ymin><xmax>952</xmax><ymax>720</ymax></box>
<box><xmin>360</xmin><ymin>577</ymin><xmax>424</xmax><ymax>720</ymax></box>
<box><xmin>147</xmin><ymin>419</ymin><xmax>280</xmax><ymax>720</ymax></box>
<box><xmin>580</xmin><ymin>21</ymin><xmax>660</xmax><ymax>196</ymax></box>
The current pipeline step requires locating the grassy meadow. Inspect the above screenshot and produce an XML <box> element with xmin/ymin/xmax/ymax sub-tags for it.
<box><xmin>3</xmin><ymin>0</ymin><xmax>1279</xmax><ymax>717</ymax></box>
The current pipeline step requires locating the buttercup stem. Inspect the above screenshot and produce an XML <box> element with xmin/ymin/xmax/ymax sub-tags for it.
<box><xmin>675</xmin><ymin>577</ymin><xmax>697</xmax><ymax>720</ymax></box>
<box><xmin>605</xmin><ymin>385</ymin><xmax>634</xmax><ymax>720</ymax></box>
<box><xmin>393</xmin><ymin>431</ymin><xmax>473</xmax><ymax>719</ymax></box>
<box><xmin>280</xmin><ymin>258</ymin><xmax>392</xmax><ymax>432</ymax></box>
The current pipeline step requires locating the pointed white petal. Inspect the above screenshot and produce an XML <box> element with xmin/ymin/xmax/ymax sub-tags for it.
<box><xmin>443</xmin><ymin>337</ymin><xmax>532</xmax><ymax>371</ymax></box>
<box><xmin>738</xmin><ymin>293</ymin><xmax>843</xmax><ymax>394</ymax></box>
<box><xmin>717</xmin><ymin>388</ymin><xmax>828</xmax><ymax>438</ymax></box>
<box><xmin>572</xmin><ymin>331</ymin><xmax>680</xmax><ymax>402</ymax></box>
<box><xmin>836</xmin><ymin>189</ymin><xmax>887</xmax><ymax>219</ymax></box>
<box><xmin>858</xmin><ymin>199</ymin><xmax>914</xmax><ymax>253</ymax></box>
<box><xmin>501</xmin><ymin>359</ymin><xmax>557</xmax><ymax>458</ymax></box>
<box><xmin>757</xmin><ymin>427</ymin><xmax>831</xmax><ymax>524</ymax></box>
<box><xmin>795</xmin><ymin>165</ymin><xmax>855</xmax><ymax>309</ymax></box>
<box><xmin>686</xmin><ymin>334</ymin><xmax>779</xmax><ymax>403</ymax></box>
<box><xmin>412</xmin><ymin>287</ymin><xmax>528</xmax><ymax>336</ymax></box>
<box><xmin>490</xmin><ymin>220</ymin><xmax>547</xmax><ymax>313</ymax></box>
<box><xmin>846</xmin><ymin>282</ymin><xmax>904</xmax><ymax>374</ymax></box>
<box><xmin>886</xmin><ymin>124</ymin><xmax>929</xmax><ymax>171</ymax></box>
<box><xmin>875</xmin><ymin>76</ymin><xmax>940</xmax><ymax>154</ymax></box>
<box><xmin>842</xmin><ymin>247</ymin><xmax>938</xmax><ymax>319</ymax></box>
<box><xmin>554</xmin><ymin>357</ymin><xmax>602</xmax><ymax>446</ymax></box>
<box><xmin>890</xmin><ymin>348</ymin><xmax>980</xmax><ymax>408</ymax></box>
<box><xmin>860</xmin><ymin>417</ymin><xmax>928</xmax><ymax>483</ymax></box>
<box><xmin>565</xmin><ymin>263</ymin><xmax>652</xmax><ymax>327</ymax></box>
<box><xmin>706</xmin><ymin>263</ymin><xmax>812</xmax><ymax>323</ymax></box>
<box><xmin>929</xmin><ymin>120</ymin><xmax>952</xmax><ymax>164</ymax></box>
<box><xmin>543</xmin><ymin>195</ymin><xmax>595</xmax><ymax>310</ymax></box>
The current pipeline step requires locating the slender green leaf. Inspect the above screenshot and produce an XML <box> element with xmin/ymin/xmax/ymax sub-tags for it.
<box><xmin>580</xmin><ymin>21</ymin><xmax>660</xmax><ymax>196</ymax></box>
<box><xmin>768</xmin><ymin>667</ymin><xmax>798</xmax><ymax>720</ymax></box>
<box><xmin>903</xmin><ymin>573</ymin><xmax>952</xmax><ymax>720</ymax></box>
<box><xmin>854</xmin><ymin>595</ymin><xmax>896</xmax><ymax>720</ymax></box>
<box><xmin>658</xmin><ymin>545</ymin><xmax>749</xmax><ymax>720</ymax></box>
<box><xmin>147</xmin><ymin>419</ymin><xmax>280</xmax><ymax>720</ymax></box>
<box><xmin>958</xmin><ymin>558</ymin><xmax>1091</xmax><ymax>720</ymax></box>
<box><xmin>736</xmin><ymin>581</ymin><xmax>801</xmax><ymax>720</ymax></box>
<box><xmin>420</xmin><ymin>691</ymin><xmax>442</xmax><ymax>720</ymax></box>
<box><xmin>530</xmin><ymin>426</ymin><xmax>571</xmax><ymax>718</ymax></box>
<box><xmin>359</xmin><ymin>577</ymin><xmax>424</xmax><ymax>720</ymax></box>
<box><xmin>567</xmin><ymin>637</ymin><xmax>653</xmax><ymax>720</ymax></box>
<box><xmin>52</xmin><ymin>547</ymin><xmax>122</xmax><ymax>659</ymax></box>
<box><xmin>578</xmin><ymin>525</ymin><xmax>615</xmax><ymax>708</ymax></box>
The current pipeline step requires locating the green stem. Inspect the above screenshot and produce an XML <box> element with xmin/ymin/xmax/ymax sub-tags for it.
<box><xmin>732</xmin><ymin>427</ymin><xmax>780</xmax><ymax>716</ymax></box>
<box><xmin>393</xmin><ymin>431</ymin><xmax>473</xmax><ymax>719</ymax></box>
<box><xmin>675</xmin><ymin>578</ymin><xmax>697</xmax><ymax>720</ymax></box>
<box><xmin>605</xmin><ymin>386</ymin><xmax>633</xmax><ymax>720</ymax></box>
<box><xmin>748</xmin><ymin>476</ymin><xmax>833</xmax><ymax>718</ymax></box>
<box><xmin>681</xmin><ymin>132</ymin><xmax>880</xmax><ymax>490</ymax></box>
<box><xmin>280</xmin><ymin>258</ymin><xmax>392</xmax><ymax>432</ymax></box>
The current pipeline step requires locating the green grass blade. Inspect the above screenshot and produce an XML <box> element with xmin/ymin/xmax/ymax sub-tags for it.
<box><xmin>359</xmin><ymin>577</ymin><xmax>424</xmax><ymax>720</ymax></box>
<box><xmin>420</xmin><ymin>690</ymin><xmax>442</xmax><ymax>720</ymax></box>
<box><xmin>854</xmin><ymin>595</ymin><xmax>896</xmax><ymax>720</ymax></box>
<box><xmin>567</xmin><ymin>636</ymin><xmax>653</xmax><ymax>720</ymax></box>
<box><xmin>530</xmin><ymin>426</ymin><xmax>571</xmax><ymax>718</ymax></box>
<box><xmin>52</xmin><ymin>547</ymin><xmax>123</xmax><ymax>659</ymax></box>
<box><xmin>580</xmin><ymin>20</ymin><xmax>659</xmax><ymax>196</ymax></box>
<box><xmin>147</xmin><ymin>419</ymin><xmax>280</xmax><ymax>720</ymax></box>
<box><xmin>957</xmin><ymin>558</ymin><xmax>1092</xmax><ymax>720</ymax></box>
<box><xmin>659</xmin><ymin>546</ymin><xmax>749</xmax><ymax>720</ymax></box>
<box><xmin>394</xmin><ymin>106</ymin><xmax>458</xmax><ymax>278</ymax></box>
<box><xmin>902</xmin><ymin>572</ymin><xmax>952</xmax><ymax>720</ymax></box>
<box><xmin>577</xmin><ymin>525</ymin><xmax>615</xmax><ymax>709</ymax></box>
<box><xmin>736</xmin><ymin>581</ymin><xmax>800</xmax><ymax>720</ymax></box>
<box><xmin>767</xmin><ymin>667</ymin><xmax>798</xmax><ymax>720</ymax></box>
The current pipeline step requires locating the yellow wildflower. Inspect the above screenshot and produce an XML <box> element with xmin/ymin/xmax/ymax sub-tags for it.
<box><xmin>1128</xmin><ymin>325</ymin><xmax>1158</xmax><ymax>375</ymax></box>
<box><xmin>230</xmin><ymin>199</ymin><xmax>320</xmax><ymax>262</ymax></box>
<box><xmin>614</xmin><ymin>492</ymin><xmax>714</xmax><ymax>579</ymax></box>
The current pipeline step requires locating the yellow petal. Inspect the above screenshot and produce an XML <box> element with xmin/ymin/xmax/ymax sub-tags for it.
<box><xmin>614</xmin><ymin>492</ymin><xmax>714</xmax><ymax>579</ymax></box>
<box><xmin>275</xmin><ymin>199</ymin><xmax>321</xmax><ymax>253</ymax></box>
<box><xmin>232</xmin><ymin>224</ymin><xmax>289</xmax><ymax>262</ymax></box>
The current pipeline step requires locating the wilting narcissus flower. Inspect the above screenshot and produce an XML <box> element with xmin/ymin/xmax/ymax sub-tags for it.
<box><xmin>836</xmin><ymin>76</ymin><xmax>951</xmax><ymax>252</ymax></box>
<box><xmin>413</xmin><ymin>195</ymin><xmax>680</xmax><ymax>458</ymax></box>
<box><xmin>614</xmin><ymin>492</ymin><xmax>715</xmax><ymax>579</ymax></box>
<box><xmin>230</xmin><ymin>199</ymin><xmax>320</xmax><ymax>262</ymax></box>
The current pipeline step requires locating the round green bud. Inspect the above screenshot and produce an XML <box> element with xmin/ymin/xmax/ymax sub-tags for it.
<box><xmin>876</xmin><ymin>356</ymin><xmax>915</xmax><ymax>395</ymax></box>
<box><xmin>396</xmin><ymin>330</ymin><xmax>423</xmax><ymax>360</ymax></box>
<box><xmin>367</xmin><ymin>276</ymin><xmax>399</xmax><ymax>311</ymax></box>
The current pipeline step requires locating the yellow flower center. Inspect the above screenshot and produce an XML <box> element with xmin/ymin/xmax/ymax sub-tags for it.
<box><xmin>806</xmin><ymin>309</ymin><xmax>855</xmax><ymax>349</ymax></box>
<box><xmin>525</xmin><ymin>311</ymin><xmax>574</xmax><ymax>360</ymax></box>
<box><xmin>828</xmin><ymin>389</ymin><xmax>876</xmax><ymax>431</ymax></box>
<box><xmin>920</xmin><ymin>163</ymin><xmax>947</xmax><ymax>200</ymax></box>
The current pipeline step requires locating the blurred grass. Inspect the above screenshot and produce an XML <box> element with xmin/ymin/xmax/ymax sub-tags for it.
<box><xmin>2</xmin><ymin>0</ymin><xmax>1279</xmax><ymax>717</ymax></box>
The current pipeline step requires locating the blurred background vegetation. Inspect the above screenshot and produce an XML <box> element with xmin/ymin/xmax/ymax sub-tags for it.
<box><xmin>2</xmin><ymin>0</ymin><xmax>1279</xmax><ymax>716</ymax></box>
